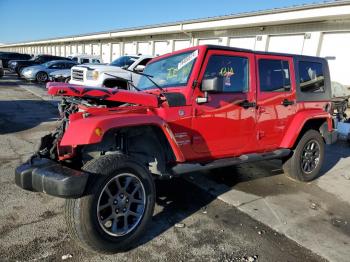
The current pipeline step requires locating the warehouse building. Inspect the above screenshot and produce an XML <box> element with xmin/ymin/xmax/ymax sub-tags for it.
<box><xmin>1</xmin><ymin>1</ymin><xmax>350</xmax><ymax>85</ymax></box>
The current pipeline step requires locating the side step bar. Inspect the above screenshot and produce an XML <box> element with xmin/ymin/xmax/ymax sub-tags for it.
<box><xmin>172</xmin><ymin>149</ymin><xmax>291</xmax><ymax>175</ymax></box>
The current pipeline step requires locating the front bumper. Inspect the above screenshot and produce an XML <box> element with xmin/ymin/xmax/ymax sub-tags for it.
<box><xmin>15</xmin><ymin>157</ymin><xmax>89</xmax><ymax>198</ymax></box>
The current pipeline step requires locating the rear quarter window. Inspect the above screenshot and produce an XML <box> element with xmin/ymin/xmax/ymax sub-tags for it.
<box><xmin>299</xmin><ymin>61</ymin><xmax>325</xmax><ymax>93</ymax></box>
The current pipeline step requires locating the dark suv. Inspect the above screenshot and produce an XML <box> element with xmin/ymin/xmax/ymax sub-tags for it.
<box><xmin>8</xmin><ymin>54</ymin><xmax>70</xmax><ymax>76</ymax></box>
<box><xmin>0</xmin><ymin>52</ymin><xmax>31</xmax><ymax>68</ymax></box>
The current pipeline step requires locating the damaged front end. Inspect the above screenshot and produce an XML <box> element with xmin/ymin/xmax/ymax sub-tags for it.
<box><xmin>15</xmin><ymin>97</ymin><xmax>92</xmax><ymax>198</ymax></box>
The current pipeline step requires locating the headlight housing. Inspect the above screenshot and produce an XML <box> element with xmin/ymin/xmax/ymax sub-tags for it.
<box><xmin>86</xmin><ymin>70</ymin><xmax>99</xmax><ymax>80</ymax></box>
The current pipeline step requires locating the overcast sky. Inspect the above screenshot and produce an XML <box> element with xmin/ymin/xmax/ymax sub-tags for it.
<box><xmin>0</xmin><ymin>0</ymin><xmax>329</xmax><ymax>43</ymax></box>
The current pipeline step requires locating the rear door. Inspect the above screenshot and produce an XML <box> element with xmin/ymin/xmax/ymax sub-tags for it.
<box><xmin>256</xmin><ymin>55</ymin><xmax>296</xmax><ymax>151</ymax></box>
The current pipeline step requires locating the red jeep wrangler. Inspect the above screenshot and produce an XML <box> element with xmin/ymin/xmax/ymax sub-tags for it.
<box><xmin>15</xmin><ymin>45</ymin><xmax>336</xmax><ymax>253</ymax></box>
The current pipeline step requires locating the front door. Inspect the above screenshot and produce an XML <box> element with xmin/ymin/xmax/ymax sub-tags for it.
<box><xmin>191</xmin><ymin>50</ymin><xmax>257</xmax><ymax>158</ymax></box>
<box><xmin>255</xmin><ymin>55</ymin><xmax>296</xmax><ymax>151</ymax></box>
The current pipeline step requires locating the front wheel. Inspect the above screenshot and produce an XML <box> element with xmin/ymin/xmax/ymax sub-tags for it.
<box><xmin>282</xmin><ymin>129</ymin><xmax>324</xmax><ymax>182</ymax></box>
<box><xmin>36</xmin><ymin>71</ymin><xmax>48</xmax><ymax>82</ymax></box>
<box><xmin>64</xmin><ymin>154</ymin><xmax>155</xmax><ymax>253</ymax></box>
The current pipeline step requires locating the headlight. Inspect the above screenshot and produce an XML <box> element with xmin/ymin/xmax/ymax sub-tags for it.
<box><xmin>92</xmin><ymin>70</ymin><xmax>99</xmax><ymax>80</ymax></box>
<box><xmin>86</xmin><ymin>70</ymin><xmax>99</xmax><ymax>80</ymax></box>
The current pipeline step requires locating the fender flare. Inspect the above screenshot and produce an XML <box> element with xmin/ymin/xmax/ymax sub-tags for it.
<box><xmin>279</xmin><ymin>110</ymin><xmax>332</xmax><ymax>148</ymax></box>
<box><xmin>60</xmin><ymin>114</ymin><xmax>185</xmax><ymax>162</ymax></box>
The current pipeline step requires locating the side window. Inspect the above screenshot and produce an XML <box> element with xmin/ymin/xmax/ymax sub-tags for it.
<box><xmin>81</xmin><ymin>58</ymin><xmax>89</xmax><ymax>64</ymax></box>
<box><xmin>259</xmin><ymin>59</ymin><xmax>291</xmax><ymax>92</ymax></box>
<box><xmin>299</xmin><ymin>61</ymin><xmax>324</xmax><ymax>93</ymax></box>
<box><xmin>66</xmin><ymin>63</ymin><xmax>75</xmax><ymax>69</ymax></box>
<box><xmin>139</xmin><ymin>58</ymin><xmax>152</xmax><ymax>66</ymax></box>
<box><xmin>203</xmin><ymin>55</ymin><xmax>249</xmax><ymax>93</ymax></box>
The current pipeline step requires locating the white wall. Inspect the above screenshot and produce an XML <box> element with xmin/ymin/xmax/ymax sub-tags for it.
<box><xmin>320</xmin><ymin>32</ymin><xmax>350</xmax><ymax>85</ymax></box>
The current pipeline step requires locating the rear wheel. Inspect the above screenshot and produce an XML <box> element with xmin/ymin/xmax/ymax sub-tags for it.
<box><xmin>64</xmin><ymin>154</ymin><xmax>155</xmax><ymax>254</ymax></box>
<box><xmin>36</xmin><ymin>71</ymin><xmax>48</xmax><ymax>82</ymax></box>
<box><xmin>282</xmin><ymin>130</ymin><xmax>324</xmax><ymax>181</ymax></box>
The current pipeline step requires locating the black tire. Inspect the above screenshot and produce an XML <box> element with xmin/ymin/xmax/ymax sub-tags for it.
<box><xmin>282</xmin><ymin>129</ymin><xmax>324</xmax><ymax>182</ymax></box>
<box><xmin>64</xmin><ymin>77</ymin><xmax>70</xmax><ymax>83</ymax></box>
<box><xmin>36</xmin><ymin>71</ymin><xmax>48</xmax><ymax>82</ymax></box>
<box><xmin>64</xmin><ymin>154</ymin><xmax>155</xmax><ymax>254</ymax></box>
<box><xmin>17</xmin><ymin>66</ymin><xmax>24</xmax><ymax>77</ymax></box>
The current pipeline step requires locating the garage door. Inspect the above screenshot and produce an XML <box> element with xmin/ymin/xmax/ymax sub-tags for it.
<box><xmin>112</xmin><ymin>43</ymin><xmax>121</xmax><ymax>60</ymax></box>
<box><xmin>154</xmin><ymin>41</ymin><xmax>170</xmax><ymax>56</ymax></box>
<box><xmin>84</xmin><ymin>44</ymin><xmax>91</xmax><ymax>55</ymax></box>
<box><xmin>77</xmin><ymin>45</ymin><xmax>83</xmax><ymax>55</ymax></box>
<box><xmin>92</xmin><ymin>44</ymin><xmax>100</xmax><ymax>56</ymax></box>
<box><xmin>229</xmin><ymin>37</ymin><xmax>256</xmax><ymax>50</ymax></box>
<box><xmin>268</xmin><ymin>35</ymin><xmax>305</xmax><ymax>54</ymax></box>
<box><xmin>60</xmin><ymin>46</ymin><xmax>65</xmax><ymax>56</ymax></box>
<box><xmin>320</xmin><ymin>32</ymin><xmax>350</xmax><ymax>86</ymax></box>
<box><xmin>124</xmin><ymin>42</ymin><xmax>136</xmax><ymax>55</ymax></box>
<box><xmin>65</xmin><ymin>45</ymin><xmax>71</xmax><ymax>56</ymax></box>
<box><xmin>56</xmin><ymin>46</ymin><xmax>60</xmax><ymax>56</ymax></box>
<box><xmin>101</xmin><ymin>43</ymin><xmax>111</xmax><ymax>63</ymax></box>
<box><xmin>137</xmin><ymin>42</ymin><xmax>151</xmax><ymax>55</ymax></box>
<box><xmin>198</xmin><ymin>38</ymin><xmax>220</xmax><ymax>45</ymax></box>
<box><xmin>174</xmin><ymin>40</ymin><xmax>191</xmax><ymax>51</ymax></box>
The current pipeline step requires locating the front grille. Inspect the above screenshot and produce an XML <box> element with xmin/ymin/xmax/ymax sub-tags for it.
<box><xmin>72</xmin><ymin>69</ymin><xmax>84</xmax><ymax>81</ymax></box>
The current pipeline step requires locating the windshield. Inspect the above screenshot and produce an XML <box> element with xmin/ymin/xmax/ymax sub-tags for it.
<box><xmin>110</xmin><ymin>56</ymin><xmax>138</xmax><ymax>68</ymax></box>
<box><xmin>137</xmin><ymin>50</ymin><xmax>198</xmax><ymax>90</ymax></box>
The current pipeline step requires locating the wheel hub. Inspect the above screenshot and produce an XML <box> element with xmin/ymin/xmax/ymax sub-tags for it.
<box><xmin>301</xmin><ymin>140</ymin><xmax>320</xmax><ymax>174</ymax></box>
<box><xmin>96</xmin><ymin>173</ymin><xmax>146</xmax><ymax>237</ymax></box>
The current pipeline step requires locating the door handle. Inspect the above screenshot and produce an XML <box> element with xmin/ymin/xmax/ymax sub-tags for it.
<box><xmin>239</xmin><ymin>100</ymin><xmax>256</xmax><ymax>109</ymax></box>
<box><xmin>282</xmin><ymin>99</ymin><xmax>294</xmax><ymax>107</ymax></box>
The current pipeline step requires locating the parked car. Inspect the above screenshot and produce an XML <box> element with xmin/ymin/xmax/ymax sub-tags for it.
<box><xmin>21</xmin><ymin>60</ymin><xmax>78</xmax><ymax>82</ymax></box>
<box><xmin>0</xmin><ymin>60</ymin><xmax>4</xmax><ymax>78</ymax></box>
<box><xmin>70</xmin><ymin>55</ymin><xmax>153</xmax><ymax>89</ymax></box>
<box><xmin>49</xmin><ymin>69</ymin><xmax>71</xmax><ymax>82</ymax></box>
<box><xmin>0</xmin><ymin>52</ymin><xmax>31</xmax><ymax>68</ymax></box>
<box><xmin>8</xmin><ymin>54</ymin><xmax>70</xmax><ymax>76</ymax></box>
<box><xmin>15</xmin><ymin>45</ymin><xmax>336</xmax><ymax>253</ymax></box>
<box><xmin>69</xmin><ymin>55</ymin><xmax>101</xmax><ymax>64</ymax></box>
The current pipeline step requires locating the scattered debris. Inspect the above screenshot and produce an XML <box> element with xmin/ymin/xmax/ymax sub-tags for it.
<box><xmin>310</xmin><ymin>202</ymin><xmax>319</xmax><ymax>210</ymax></box>
<box><xmin>241</xmin><ymin>255</ymin><xmax>258</xmax><ymax>261</ymax></box>
<box><xmin>258</xmin><ymin>230</ymin><xmax>265</xmax><ymax>235</ymax></box>
<box><xmin>61</xmin><ymin>254</ymin><xmax>73</xmax><ymax>260</ymax></box>
<box><xmin>175</xmin><ymin>223</ymin><xmax>185</xmax><ymax>228</ymax></box>
<box><xmin>341</xmin><ymin>174</ymin><xmax>350</xmax><ymax>180</ymax></box>
<box><xmin>202</xmin><ymin>210</ymin><xmax>207</xmax><ymax>214</ymax></box>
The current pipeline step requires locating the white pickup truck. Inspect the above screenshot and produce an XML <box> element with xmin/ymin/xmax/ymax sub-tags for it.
<box><xmin>69</xmin><ymin>55</ymin><xmax>153</xmax><ymax>89</ymax></box>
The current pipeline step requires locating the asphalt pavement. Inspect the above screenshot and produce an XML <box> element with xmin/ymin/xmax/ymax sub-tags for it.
<box><xmin>0</xmin><ymin>72</ymin><xmax>335</xmax><ymax>261</ymax></box>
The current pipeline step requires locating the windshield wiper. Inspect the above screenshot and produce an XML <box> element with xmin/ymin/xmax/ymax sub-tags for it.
<box><xmin>124</xmin><ymin>68</ymin><xmax>165</xmax><ymax>93</ymax></box>
<box><xmin>104</xmin><ymin>73</ymin><xmax>141</xmax><ymax>91</ymax></box>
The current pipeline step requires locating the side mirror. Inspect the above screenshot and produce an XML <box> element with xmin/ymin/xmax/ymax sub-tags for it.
<box><xmin>201</xmin><ymin>77</ymin><xmax>223</xmax><ymax>92</ymax></box>
<box><xmin>134</xmin><ymin>65</ymin><xmax>145</xmax><ymax>72</ymax></box>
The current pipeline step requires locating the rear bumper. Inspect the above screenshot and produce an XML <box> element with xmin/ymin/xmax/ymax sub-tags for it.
<box><xmin>15</xmin><ymin>157</ymin><xmax>89</xmax><ymax>198</ymax></box>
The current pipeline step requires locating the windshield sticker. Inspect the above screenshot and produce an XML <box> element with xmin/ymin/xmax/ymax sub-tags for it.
<box><xmin>177</xmin><ymin>50</ymin><xmax>198</xmax><ymax>70</ymax></box>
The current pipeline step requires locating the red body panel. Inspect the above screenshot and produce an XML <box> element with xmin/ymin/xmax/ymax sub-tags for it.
<box><xmin>47</xmin><ymin>82</ymin><xmax>159</xmax><ymax>108</ymax></box>
<box><xmin>48</xmin><ymin>45</ymin><xmax>333</xmax><ymax>164</ymax></box>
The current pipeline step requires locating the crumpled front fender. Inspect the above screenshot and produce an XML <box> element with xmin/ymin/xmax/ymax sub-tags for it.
<box><xmin>60</xmin><ymin>114</ymin><xmax>185</xmax><ymax>162</ymax></box>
